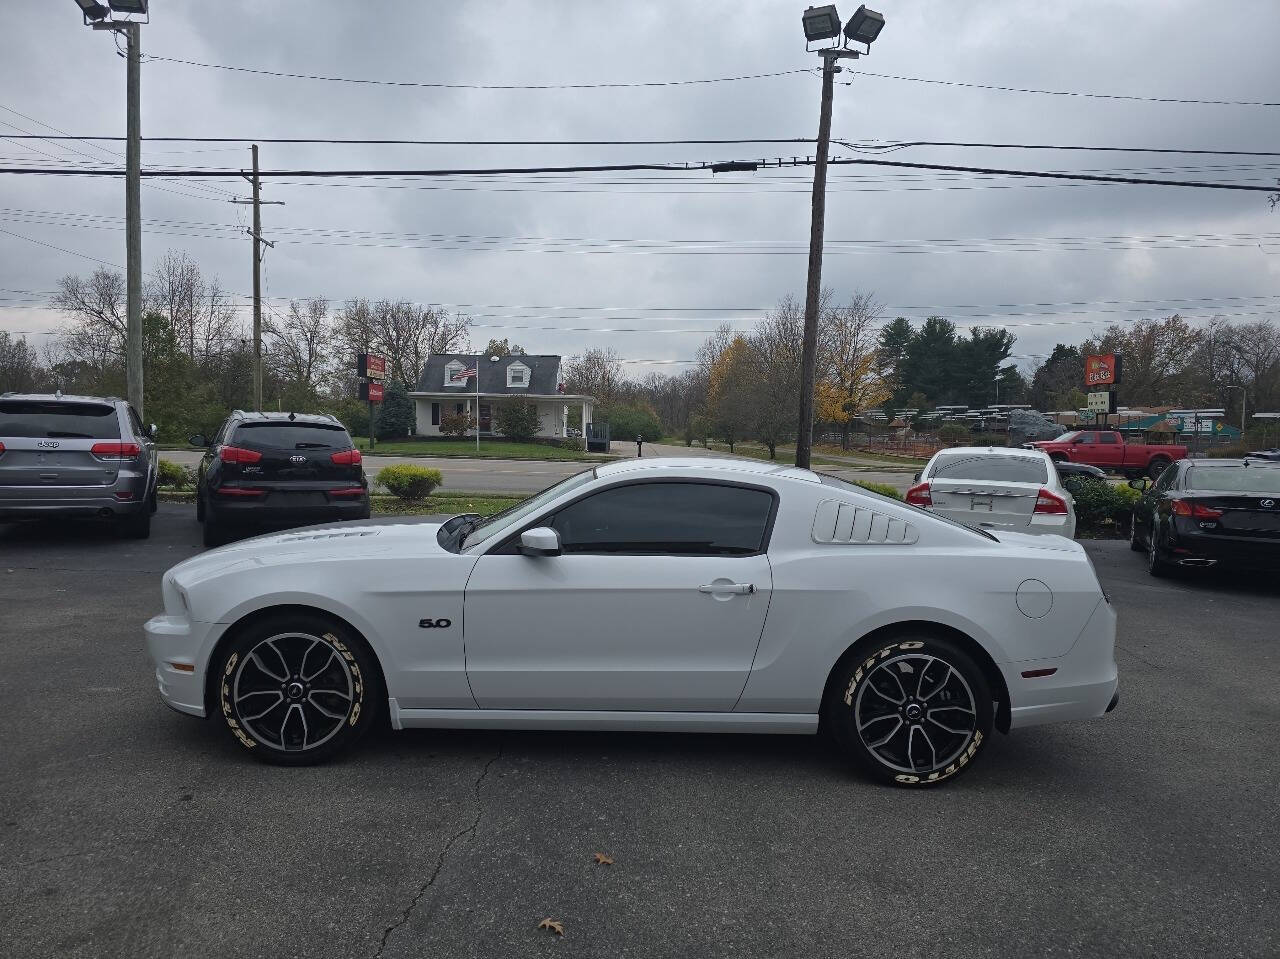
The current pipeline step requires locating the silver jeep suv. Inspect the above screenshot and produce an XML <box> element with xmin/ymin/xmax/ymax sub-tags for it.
<box><xmin>0</xmin><ymin>393</ymin><xmax>159</xmax><ymax>538</ymax></box>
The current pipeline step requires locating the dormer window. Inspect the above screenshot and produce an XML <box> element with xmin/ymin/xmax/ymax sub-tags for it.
<box><xmin>444</xmin><ymin>360</ymin><xmax>465</xmax><ymax>387</ymax></box>
<box><xmin>507</xmin><ymin>361</ymin><xmax>530</xmax><ymax>389</ymax></box>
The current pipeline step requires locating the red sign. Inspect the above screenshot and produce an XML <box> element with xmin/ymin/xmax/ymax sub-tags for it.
<box><xmin>358</xmin><ymin>353</ymin><xmax>387</xmax><ymax>380</ymax></box>
<box><xmin>360</xmin><ymin>381</ymin><xmax>384</xmax><ymax>403</ymax></box>
<box><xmin>1085</xmin><ymin>353</ymin><xmax>1121</xmax><ymax>387</ymax></box>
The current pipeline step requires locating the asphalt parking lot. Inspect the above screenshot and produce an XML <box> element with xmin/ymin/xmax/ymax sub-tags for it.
<box><xmin>2</xmin><ymin>505</ymin><xmax>1277</xmax><ymax>958</ymax></box>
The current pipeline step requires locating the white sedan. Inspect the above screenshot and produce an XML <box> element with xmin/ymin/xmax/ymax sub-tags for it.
<box><xmin>907</xmin><ymin>447</ymin><xmax>1078</xmax><ymax>539</ymax></box>
<box><xmin>144</xmin><ymin>457</ymin><xmax>1118</xmax><ymax>787</ymax></box>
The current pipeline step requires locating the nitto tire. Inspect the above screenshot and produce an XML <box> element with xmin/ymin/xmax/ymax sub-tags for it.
<box><xmin>212</xmin><ymin>612</ymin><xmax>381</xmax><ymax>766</ymax></box>
<box><xmin>1147</xmin><ymin>458</ymin><xmax>1171</xmax><ymax>480</ymax></box>
<box><xmin>825</xmin><ymin>635</ymin><xmax>994</xmax><ymax>788</ymax></box>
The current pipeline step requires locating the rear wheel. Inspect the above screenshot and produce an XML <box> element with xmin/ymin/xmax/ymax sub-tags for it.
<box><xmin>1129</xmin><ymin>511</ymin><xmax>1144</xmax><ymax>551</ymax></box>
<box><xmin>1147</xmin><ymin>523</ymin><xmax>1172</xmax><ymax>577</ymax></box>
<box><xmin>202</xmin><ymin>505</ymin><xmax>229</xmax><ymax>548</ymax></box>
<box><xmin>825</xmin><ymin>635</ymin><xmax>993</xmax><ymax>788</ymax></box>
<box><xmin>212</xmin><ymin>612</ymin><xmax>380</xmax><ymax>765</ymax></box>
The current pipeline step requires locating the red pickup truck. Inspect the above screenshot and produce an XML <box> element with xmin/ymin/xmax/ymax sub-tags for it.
<box><xmin>1028</xmin><ymin>430</ymin><xmax>1188</xmax><ymax>478</ymax></box>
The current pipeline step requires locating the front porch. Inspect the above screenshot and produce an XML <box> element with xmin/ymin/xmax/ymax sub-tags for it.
<box><xmin>410</xmin><ymin>393</ymin><xmax>595</xmax><ymax>439</ymax></box>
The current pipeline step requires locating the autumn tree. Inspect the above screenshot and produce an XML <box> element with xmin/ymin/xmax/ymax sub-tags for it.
<box><xmin>825</xmin><ymin>291</ymin><xmax>890</xmax><ymax>447</ymax></box>
<box><xmin>704</xmin><ymin>335</ymin><xmax>755</xmax><ymax>453</ymax></box>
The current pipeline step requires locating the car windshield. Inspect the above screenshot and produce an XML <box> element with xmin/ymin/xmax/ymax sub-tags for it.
<box><xmin>232</xmin><ymin>422</ymin><xmax>350</xmax><ymax>449</ymax></box>
<box><xmin>928</xmin><ymin>452</ymin><xmax>1048</xmax><ymax>484</ymax></box>
<box><xmin>1185</xmin><ymin>466</ymin><xmax>1280</xmax><ymax>494</ymax></box>
<box><xmin>817</xmin><ymin>473</ymin><xmax>997</xmax><ymax>541</ymax></box>
<box><xmin>462</xmin><ymin>468</ymin><xmax>597</xmax><ymax>549</ymax></box>
<box><xmin>0</xmin><ymin>400</ymin><xmax>119</xmax><ymax>439</ymax></box>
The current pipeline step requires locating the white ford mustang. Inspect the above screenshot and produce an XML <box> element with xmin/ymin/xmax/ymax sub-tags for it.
<box><xmin>144</xmin><ymin>457</ymin><xmax>1118</xmax><ymax>787</ymax></box>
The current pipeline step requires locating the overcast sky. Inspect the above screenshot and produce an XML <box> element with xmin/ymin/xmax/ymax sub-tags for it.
<box><xmin>3</xmin><ymin>0</ymin><xmax>1279</xmax><ymax>377</ymax></box>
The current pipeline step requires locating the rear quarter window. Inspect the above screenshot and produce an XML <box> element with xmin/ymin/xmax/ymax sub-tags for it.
<box><xmin>231</xmin><ymin>422</ymin><xmax>351</xmax><ymax>449</ymax></box>
<box><xmin>0</xmin><ymin>401</ymin><xmax>120</xmax><ymax>439</ymax></box>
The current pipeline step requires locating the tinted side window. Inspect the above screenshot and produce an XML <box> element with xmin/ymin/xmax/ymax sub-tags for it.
<box><xmin>1099</xmin><ymin>433</ymin><xmax>1118</xmax><ymax>444</ymax></box>
<box><xmin>550</xmin><ymin>482</ymin><xmax>774</xmax><ymax>555</ymax></box>
<box><xmin>127</xmin><ymin>406</ymin><xmax>146</xmax><ymax>438</ymax></box>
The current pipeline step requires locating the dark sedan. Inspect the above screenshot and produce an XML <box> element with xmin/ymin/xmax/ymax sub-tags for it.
<box><xmin>1129</xmin><ymin>458</ymin><xmax>1280</xmax><ymax>576</ymax></box>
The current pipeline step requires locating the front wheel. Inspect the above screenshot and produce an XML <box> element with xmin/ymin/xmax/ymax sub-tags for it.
<box><xmin>825</xmin><ymin>635</ymin><xmax>994</xmax><ymax>788</ymax></box>
<box><xmin>1147</xmin><ymin>458</ymin><xmax>1170</xmax><ymax>480</ymax></box>
<box><xmin>212</xmin><ymin>612</ymin><xmax>381</xmax><ymax>765</ymax></box>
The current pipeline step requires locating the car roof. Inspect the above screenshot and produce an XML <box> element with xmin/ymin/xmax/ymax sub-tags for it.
<box><xmin>1183</xmin><ymin>458</ymin><xmax>1280</xmax><ymax>468</ymax></box>
<box><xmin>929</xmin><ymin>446</ymin><xmax>1047</xmax><ymax>460</ymax></box>
<box><xmin>0</xmin><ymin>393</ymin><xmax>123</xmax><ymax>405</ymax></box>
<box><xmin>596</xmin><ymin>456</ymin><xmax>821</xmax><ymax>484</ymax></box>
<box><xmin>230</xmin><ymin>410</ymin><xmax>342</xmax><ymax>426</ymax></box>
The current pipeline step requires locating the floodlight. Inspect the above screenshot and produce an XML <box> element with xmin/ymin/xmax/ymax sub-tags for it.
<box><xmin>844</xmin><ymin>4</ymin><xmax>886</xmax><ymax>44</ymax></box>
<box><xmin>802</xmin><ymin>5</ymin><xmax>842</xmax><ymax>43</ymax></box>
<box><xmin>107</xmin><ymin>0</ymin><xmax>149</xmax><ymax>14</ymax></box>
<box><xmin>72</xmin><ymin>0</ymin><xmax>109</xmax><ymax>20</ymax></box>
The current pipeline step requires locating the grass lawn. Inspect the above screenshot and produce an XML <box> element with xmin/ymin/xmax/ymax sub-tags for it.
<box><xmin>156</xmin><ymin>489</ymin><xmax>525</xmax><ymax>517</ymax></box>
<box><xmin>351</xmin><ymin>436</ymin><xmax>605</xmax><ymax>461</ymax></box>
<box><xmin>701</xmin><ymin>440</ymin><xmax>918</xmax><ymax>470</ymax></box>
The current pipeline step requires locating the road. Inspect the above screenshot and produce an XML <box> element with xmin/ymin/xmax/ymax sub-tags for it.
<box><xmin>3</xmin><ymin>507</ymin><xmax>1274</xmax><ymax>958</ymax></box>
<box><xmin>162</xmin><ymin>441</ymin><xmax>916</xmax><ymax>495</ymax></box>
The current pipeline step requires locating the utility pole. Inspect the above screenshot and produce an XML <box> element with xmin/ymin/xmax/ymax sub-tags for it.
<box><xmin>233</xmin><ymin>145</ymin><xmax>280</xmax><ymax>413</ymax></box>
<box><xmin>124</xmin><ymin>21</ymin><xmax>142</xmax><ymax>418</ymax></box>
<box><xmin>795</xmin><ymin>49</ymin><xmax>846</xmax><ymax>470</ymax></box>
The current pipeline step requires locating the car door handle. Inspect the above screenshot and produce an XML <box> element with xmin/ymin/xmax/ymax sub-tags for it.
<box><xmin>698</xmin><ymin>583</ymin><xmax>755</xmax><ymax>595</ymax></box>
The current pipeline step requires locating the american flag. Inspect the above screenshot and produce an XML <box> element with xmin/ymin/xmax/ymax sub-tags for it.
<box><xmin>451</xmin><ymin>365</ymin><xmax>478</xmax><ymax>383</ymax></box>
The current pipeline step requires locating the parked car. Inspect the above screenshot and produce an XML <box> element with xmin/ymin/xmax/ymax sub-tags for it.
<box><xmin>1245</xmin><ymin>448</ymin><xmax>1280</xmax><ymax>462</ymax></box>
<box><xmin>1028</xmin><ymin>430</ymin><xmax>1188</xmax><ymax>479</ymax></box>
<box><xmin>191</xmin><ymin>411</ymin><xmax>369</xmax><ymax>547</ymax></box>
<box><xmin>1129</xmin><ymin>458</ymin><xmax>1280</xmax><ymax>575</ymax></box>
<box><xmin>0</xmin><ymin>392</ymin><xmax>157</xmax><ymax>538</ymax></box>
<box><xmin>907</xmin><ymin>447</ymin><xmax>1076</xmax><ymax>539</ymax></box>
<box><xmin>144</xmin><ymin>457</ymin><xmax>1118</xmax><ymax>786</ymax></box>
<box><xmin>1053</xmin><ymin>460</ymin><xmax>1107</xmax><ymax>481</ymax></box>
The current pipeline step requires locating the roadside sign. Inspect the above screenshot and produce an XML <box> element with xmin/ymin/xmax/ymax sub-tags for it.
<box><xmin>359</xmin><ymin>381</ymin><xmax>385</xmax><ymax>403</ymax></box>
<box><xmin>1085</xmin><ymin>353</ymin><xmax>1122</xmax><ymax>387</ymax></box>
<box><xmin>357</xmin><ymin>353</ymin><xmax>387</xmax><ymax>379</ymax></box>
<box><xmin>1087</xmin><ymin>390</ymin><xmax>1116</xmax><ymax>413</ymax></box>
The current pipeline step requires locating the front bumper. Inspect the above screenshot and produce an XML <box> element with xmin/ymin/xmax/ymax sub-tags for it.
<box><xmin>1005</xmin><ymin>598</ymin><xmax>1118</xmax><ymax>729</ymax></box>
<box><xmin>144</xmin><ymin>613</ymin><xmax>226</xmax><ymax>718</ymax></box>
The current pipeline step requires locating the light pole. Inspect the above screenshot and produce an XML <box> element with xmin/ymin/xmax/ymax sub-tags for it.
<box><xmin>72</xmin><ymin>0</ymin><xmax>147</xmax><ymax>417</ymax></box>
<box><xmin>795</xmin><ymin>5</ymin><xmax>886</xmax><ymax>469</ymax></box>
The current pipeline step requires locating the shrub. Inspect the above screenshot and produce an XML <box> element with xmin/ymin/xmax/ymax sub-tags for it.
<box><xmin>156</xmin><ymin>459</ymin><xmax>194</xmax><ymax>489</ymax></box>
<box><xmin>439</xmin><ymin>411</ymin><xmax>474</xmax><ymax>438</ymax></box>
<box><xmin>603</xmin><ymin>403</ymin><xmax>664</xmax><ymax>443</ymax></box>
<box><xmin>1063</xmin><ymin>476</ymin><xmax>1139</xmax><ymax>529</ymax></box>
<box><xmin>494</xmin><ymin>401</ymin><xmax>541</xmax><ymax>441</ymax></box>
<box><xmin>938</xmin><ymin>423</ymin><xmax>970</xmax><ymax>445</ymax></box>
<box><xmin>853</xmin><ymin>480</ymin><xmax>903</xmax><ymax>500</ymax></box>
<box><xmin>377</xmin><ymin>464</ymin><xmax>443</xmax><ymax>501</ymax></box>
<box><xmin>375</xmin><ymin>380</ymin><xmax>415</xmax><ymax>440</ymax></box>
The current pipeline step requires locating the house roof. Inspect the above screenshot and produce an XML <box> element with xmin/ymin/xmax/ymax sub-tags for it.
<box><xmin>413</xmin><ymin>354</ymin><xmax>562</xmax><ymax>396</ymax></box>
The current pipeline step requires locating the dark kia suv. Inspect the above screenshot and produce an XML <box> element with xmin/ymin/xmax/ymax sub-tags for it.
<box><xmin>191</xmin><ymin>411</ymin><xmax>369</xmax><ymax>546</ymax></box>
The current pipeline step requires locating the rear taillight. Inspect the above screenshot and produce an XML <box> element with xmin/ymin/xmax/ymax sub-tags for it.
<box><xmin>218</xmin><ymin>445</ymin><xmax>262</xmax><ymax>465</ymax></box>
<box><xmin>327</xmin><ymin>487</ymin><xmax>365</xmax><ymax>498</ymax></box>
<box><xmin>1034</xmin><ymin>489</ymin><xmax>1069</xmax><ymax>515</ymax></box>
<box><xmin>905</xmin><ymin>482</ymin><xmax>932</xmax><ymax>507</ymax></box>
<box><xmin>1171</xmin><ymin>500</ymin><xmax>1222</xmax><ymax>520</ymax></box>
<box><xmin>91</xmin><ymin>441</ymin><xmax>141</xmax><ymax>460</ymax></box>
<box><xmin>330</xmin><ymin>448</ymin><xmax>362</xmax><ymax>466</ymax></box>
<box><xmin>0</xmin><ymin>441</ymin><xmax>5</xmax><ymax>455</ymax></box>
<box><xmin>214</xmin><ymin>487</ymin><xmax>264</xmax><ymax>497</ymax></box>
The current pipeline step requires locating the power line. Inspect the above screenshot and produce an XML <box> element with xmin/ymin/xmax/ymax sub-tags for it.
<box><xmin>0</xmin><ymin>156</ymin><xmax>1273</xmax><ymax>191</ymax></box>
<box><xmin>143</xmin><ymin>55</ymin><xmax>812</xmax><ymax>90</ymax></box>
<box><xmin>847</xmin><ymin>69</ymin><xmax>1280</xmax><ymax>107</ymax></box>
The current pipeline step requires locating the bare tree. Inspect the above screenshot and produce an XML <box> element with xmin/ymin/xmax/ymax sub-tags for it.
<box><xmin>52</xmin><ymin>268</ymin><xmax>128</xmax><ymax>368</ymax></box>
<box><xmin>563</xmin><ymin>347</ymin><xmax>623</xmax><ymax>405</ymax></box>
<box><xmin>265</xmin><ymin>298</ymin><xmax>333</xmax><ymax>398</ymax></box>
<box><xmin>749</xmin><ymin>298</ymin><xmax>806</xmax><ymax>458</ymax></box>
<box><xmin>146</xmin><ymin>249</ymin><xmax>240</xmax><ymax>365</ymax></box>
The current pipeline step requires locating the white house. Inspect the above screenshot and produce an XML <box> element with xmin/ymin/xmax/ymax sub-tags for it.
<box><xmin>410</xmin><ymin>353</ymin><xmax>596</xmax><ymax>439</ymax></box>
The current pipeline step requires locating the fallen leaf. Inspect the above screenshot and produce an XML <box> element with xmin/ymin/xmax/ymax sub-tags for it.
<box><xmin>538</xmin><ymin>918</ymin><xmax>564</xmax><ymax>936</ymax></box>
<box><xmin>593</xmin><ymin>853</ymin><xmax>614</xmax><ymax>865</ymax></box>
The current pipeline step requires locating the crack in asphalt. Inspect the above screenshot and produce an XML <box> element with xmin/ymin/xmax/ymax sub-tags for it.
<box><xmin>373</xmin><ymin>743</ymin><xmax>503</xmax><ymax>959</ymax></box>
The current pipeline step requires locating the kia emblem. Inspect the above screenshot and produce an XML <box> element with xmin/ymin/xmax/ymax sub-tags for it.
<box><xmin>289</xmin><ymin>454</ymin><xmax>306</xmax><ymax>464</ymax></box>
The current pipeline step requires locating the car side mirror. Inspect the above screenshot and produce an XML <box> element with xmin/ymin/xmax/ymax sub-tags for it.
<box><xmin>519</xmin><ymin>527</ymin><xmax>561</xmax><ymax>557</ymax></box>
<box><xmin>148</xmin><ymin>423</ymin><xmax>158</xmax><ymax>438</ymax></box>
<box><xmin>1128</xmin><ymin>477</ymin><xmax>1151</xmax><ymax>491</ymax></box>
<box><xmin>912</xmin><ymin>472</ymin><xmax>921</xmax><ymax>482</ymax></box>
<box><xmin>189</xmin><ymin>433</ymin><xmax>208</xmax><ymax>447</ymax></box>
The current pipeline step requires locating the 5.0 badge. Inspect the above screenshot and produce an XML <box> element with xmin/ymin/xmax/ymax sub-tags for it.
<box><xmin>418</xmin><ymin>618</ymin><xmax>451</xmax><ymax>629</ymax></box>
